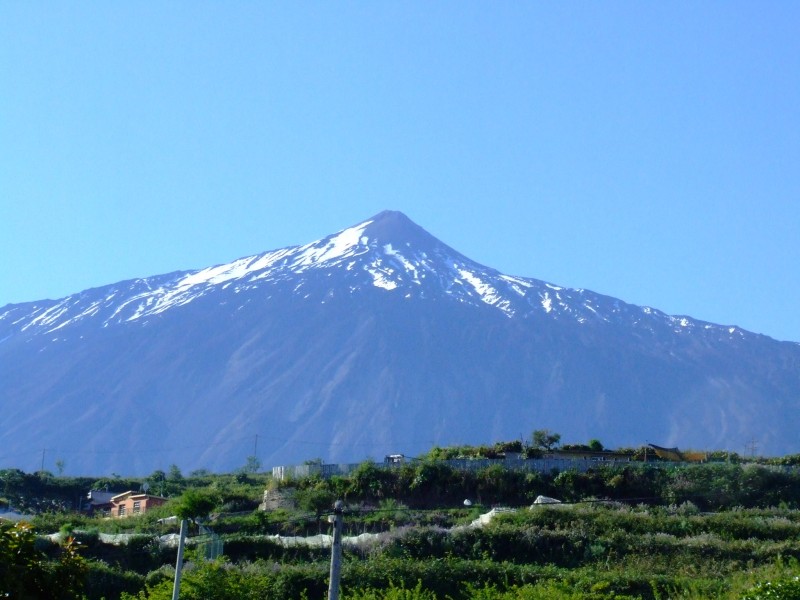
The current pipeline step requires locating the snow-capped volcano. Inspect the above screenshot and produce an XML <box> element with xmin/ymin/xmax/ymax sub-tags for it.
<box><xmin>2</xmin><ymin>210</ymin><xmax>746</xmax><ymax>341</ymax></box>
<box><xmin>1</xmin><ymin>211</ymin><xmax>798</xmax><ymax>475</ymax></box>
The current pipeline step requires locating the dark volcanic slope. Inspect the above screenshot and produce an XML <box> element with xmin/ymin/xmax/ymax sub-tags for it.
<box><xmin>1</xmin><ymin>211</ymin><xmax>798</xmax><ymax>474</ymax></box>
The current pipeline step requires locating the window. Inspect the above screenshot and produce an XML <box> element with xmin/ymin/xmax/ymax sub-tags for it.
<box><xmin>133</xmin><ymin>500</ymin><xmax>141</xmax><ymax>514</ymax></box>
<box><xmin>118</xmin><ymin>504</ymin><xmax>126</xmax><ymax>516</ymax></box>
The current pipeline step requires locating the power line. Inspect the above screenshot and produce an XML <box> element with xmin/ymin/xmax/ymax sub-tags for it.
<box><xmin>0</xmin><ymin>432</ymin><xmax>406</xmax><ymax>461</ymax></box>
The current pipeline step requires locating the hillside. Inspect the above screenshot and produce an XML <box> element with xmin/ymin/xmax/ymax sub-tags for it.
<box><xmin>4</xmin><ymin>448</ymin><xmax>800</xmax><ymax>599</ymax></box>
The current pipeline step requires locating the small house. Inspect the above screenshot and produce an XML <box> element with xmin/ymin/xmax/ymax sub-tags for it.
<box><xmin>107</xmin><ymin>491</ymin><xmax>167</xmax><ymax>518</ymax></box>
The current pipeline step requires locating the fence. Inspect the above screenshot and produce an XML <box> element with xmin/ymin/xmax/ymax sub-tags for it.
<box><xmin>196</xmin><ymin>525</ymin><xmax>223</xmax><ymax>560</ymax></box>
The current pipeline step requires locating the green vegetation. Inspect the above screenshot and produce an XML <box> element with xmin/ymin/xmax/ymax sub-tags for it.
<box><xmin>1</xmin><ymin>520</ymin><xmax>87</xmax><ymax>599</ymax></box>
<box><xmin>532</xmin><ymin>428</ymin><xmax>562</xmax><ymax>451</ymax></box>
<box><xmin>2</xmin><ymin>438</ymin><xmax>800</xmax><ymax>599</ymax></box>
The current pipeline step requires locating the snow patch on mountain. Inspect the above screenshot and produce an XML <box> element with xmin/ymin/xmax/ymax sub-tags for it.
<box><xmin>455</xmin><ymin>268</ymin><xmax>509</xmax><ymax>312</ymax></box>
<box><xmin>292</xmin><ymin>221</ymin><xmax>372</xmax><ymax>270</ymax></box>
<box><xmin>541</xmin><ymin>293</ymin><xmax>553</xmax><ymax>313</ymax></box>
<box><xmin>367</xmin><ymin>267</ymin><xmax>399</xmax><ymax>291</ymax></box>
<box><xmin>383</xmin><ymin>243</ymin><xmax>422</xmax><ymax>282</ymax></box>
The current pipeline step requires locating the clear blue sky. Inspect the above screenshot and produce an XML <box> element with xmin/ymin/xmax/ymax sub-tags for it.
<box><xmin>2</xmin><ymin>3</ymin><xmax>799</xmax><ymax>342</ymax></box>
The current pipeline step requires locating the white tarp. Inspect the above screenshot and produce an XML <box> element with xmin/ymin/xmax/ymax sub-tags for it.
<box><xmin>532</xmin><ymin>495</ymin><xmax>562</xmax><ymax>505</ymax></box>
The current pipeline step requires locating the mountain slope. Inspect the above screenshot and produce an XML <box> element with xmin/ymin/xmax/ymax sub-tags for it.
<box><xmin>1</xmin><ymin>211</ymin><xmax>798</xmax><ymax>474</ymax></box>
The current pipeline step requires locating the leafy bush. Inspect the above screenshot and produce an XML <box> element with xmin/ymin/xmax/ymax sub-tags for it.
<box><xmin>83</xmin><ymin>560</ymin><xmax>144</xmax><ymax>600</ymax></box>
<box><xmin>0</xmin><ymin>521</ymin><xmax>88</xmax><ymax>599</ymax></box>
<box><xmin>741</xmin><ymin>575</ymin><xmax>800</xmax><ymax>600</ymax></box>
<box><xmin>344</xmin><ymin>580</ymin><xmax>437</xmax><ymax>599</ymax></box>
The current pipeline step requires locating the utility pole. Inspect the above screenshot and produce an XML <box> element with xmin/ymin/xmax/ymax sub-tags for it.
<box><xmin>327</xmin><ymin>500</ymin><xmax>344</xmax><ymax>600</ymax></box>
<box><xmin>171</xmin><ymin>518</ymin><xmax>188</xmax><ymax>600</ymax></box>
<box><xmin>40</xmin><ymin>448</ymin><xmax>46</xmax><ymax>473</ymax></box>
<box><xmin>745</xmin><ymin>438</ymin><xmax>758</xmax><ymax>459</ymax></box>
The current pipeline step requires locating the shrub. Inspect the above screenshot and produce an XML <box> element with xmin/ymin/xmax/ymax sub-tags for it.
<box><xmin>741</xmin><ymin>575</ymin><xmax>800</xmax><ymax>600</ymax></box>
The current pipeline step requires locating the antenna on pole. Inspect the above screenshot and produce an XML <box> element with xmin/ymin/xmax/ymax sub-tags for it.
<box><xmin>39</xmin><ymin>448</ymin><xmax>54</xmax><ymax>474</ymax></box>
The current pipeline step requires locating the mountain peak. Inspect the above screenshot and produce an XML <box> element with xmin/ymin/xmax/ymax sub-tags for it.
<box><xmin>368</xmin><ymin>209</ymin><xmax>412</xmax><ymax>223</ymax></box>
<box><xmin>359</xmin><ymin>210</ymin><xmax>450</xmax><ymax>254</ymax></box>
<box><xmin>362</xmin><ymin>209</ymin><xmax>419</xmax><ymax>234</ymax></box>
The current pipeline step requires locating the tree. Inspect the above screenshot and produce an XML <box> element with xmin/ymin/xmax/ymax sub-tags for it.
<box><xmin>296</xmin><ymin>487</ymin><xmax>336</xmax><ymax>517</ymax></box>
<box><xmin>348</xmin><ymin>461</ymin><xmax>396</xmax><ymax>501</ymax></box>
<box><xmin>532</xmin><ymin>429</ymin><xmax>561</xmax><ymax>452</ymax></box>
<box><xmin>174</xmin><ymin>489</ymin><xmax>218</xmax><ymax>522</ymax></box>
<box><xmin>588</xmin><ymin>439</ymin><xmax>604</xmax><ymax>452</ymax></box>
<box><xmin>55</xmin><ymin>459</ymin><xmax>66</xmax><ymax>476</ymax></box>
<box><xmin>167</xmin><ymin>464</ymin><xmax>184</xmax><ymax>481</ymax></box>
<box><xmin>148</xmin><ymin>469</ymin><xmax>167</xmax><ymax>496</ymax></box>
<box><xmin>0</xmin><ymin>468</ymin><xmax>25</xmax><ymax>497</ymax></box>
